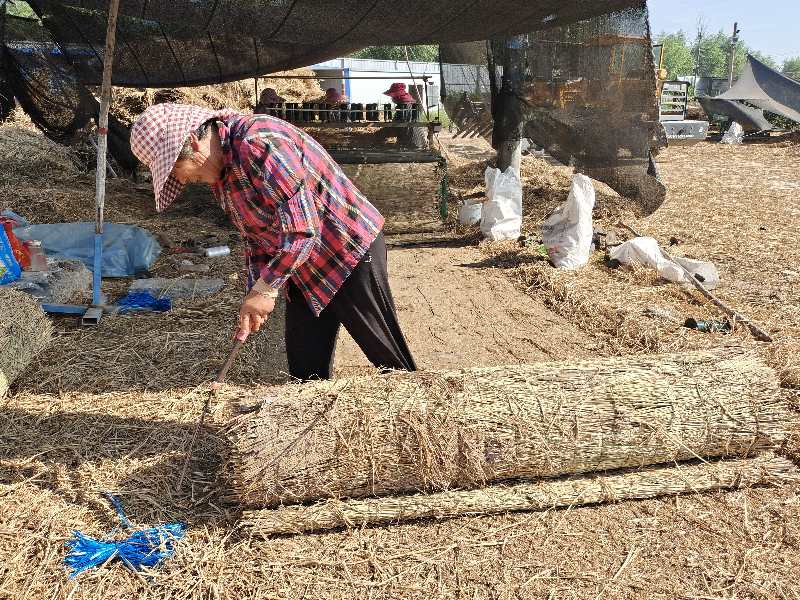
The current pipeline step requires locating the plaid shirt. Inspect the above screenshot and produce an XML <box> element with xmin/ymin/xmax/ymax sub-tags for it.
<box><xmin>211</xmin><ymin>115</ymin><xmax>384</xmax><ymax>315</ymax></box>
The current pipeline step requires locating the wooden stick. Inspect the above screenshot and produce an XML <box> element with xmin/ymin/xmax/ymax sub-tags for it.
<box><xmin>241</xmin><ymin>455</ymin><xmax>797</xmax><ymax>536</ymax></box>
<box><xmin>619</xmin><ymin>222</ymin><xmax>773</xmax><ymax>342</ymax></box>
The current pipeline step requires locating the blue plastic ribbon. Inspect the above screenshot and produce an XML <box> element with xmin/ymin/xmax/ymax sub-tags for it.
<box><xmin>64</xmin><ymin>494</ymin><xmax>185</xmax><ymax>577</ymax></box>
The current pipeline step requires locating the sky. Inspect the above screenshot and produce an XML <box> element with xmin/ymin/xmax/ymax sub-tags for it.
<box><xmin>648</xmin><ymin>0</ymin><xmax>800</xmax><ymax>63</ymax></box>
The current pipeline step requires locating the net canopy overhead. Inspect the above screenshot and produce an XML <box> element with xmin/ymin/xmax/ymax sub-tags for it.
<box><xmin>441</xmin><ymin>2</ymin><xmax>666</xmax><ymax>214</ymax></box>
<box><xmin>10</xmin><ymin>0</ymin><xmax>643</xmax><ymax>87</ymax></box>
<box><xmin>714</xmin><ymin>54</ymin><xmax>800</xmax><ymax>124</ymax></box>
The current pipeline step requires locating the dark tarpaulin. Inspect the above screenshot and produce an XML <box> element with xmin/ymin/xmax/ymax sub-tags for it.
<box><xmin>697</xmin><ymin>97</ymin><xmax>773</xmax><ymax>132</ymax></box>
<box><xmin>441</xmin><ymin>2</ymin><xmax>666</xmax><ymax>215</ymax></box>
<box><xmin>715</xmin><ymin>54</ymin><xmax>800</xmax><ymax>124</ymax></box>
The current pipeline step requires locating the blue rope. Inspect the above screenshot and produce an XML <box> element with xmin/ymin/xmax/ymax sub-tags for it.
<box><xmin>116</xmin><ymin>291</ymin><xmax>171</xmax><ymax>313</ymax></box>
<box><xmin>64</xmin><ymin>494</ymin><xmax>185</xmax><ymax>578</ymax></box>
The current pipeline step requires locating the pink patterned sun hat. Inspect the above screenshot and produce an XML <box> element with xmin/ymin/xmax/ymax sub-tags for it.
<box><xmin>130</xmin><ymin>103</ymin><xmax>240</xmax><ymax>212</ymax></box>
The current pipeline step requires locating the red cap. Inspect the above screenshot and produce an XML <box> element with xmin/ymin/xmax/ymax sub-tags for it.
<box><xmin>383</xmin><ymin>82</ymin><xmax>407</xmax><ymax>96</ymax></box>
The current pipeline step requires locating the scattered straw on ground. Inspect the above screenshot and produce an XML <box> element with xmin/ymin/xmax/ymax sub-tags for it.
<box><xmin>453</xmin><ymin>140</ymin><xmax>800</xmax><ymax>387</ymax></box>
<box><xmin>1</xmin><ymin>124</ymin><xmax>800</xmax><ymax>598</ymax></box>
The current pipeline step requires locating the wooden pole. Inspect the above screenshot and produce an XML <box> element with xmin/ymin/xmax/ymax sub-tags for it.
<box><xmin>92</xmin><ymin>0</ymin><xmax>120</xmax><ymax>307</ymax></box>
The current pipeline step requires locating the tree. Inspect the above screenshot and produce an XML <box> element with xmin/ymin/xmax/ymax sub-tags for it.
<box><xmin>693</xmin><ymin>31</ymin><xmax>738</xmax><ymax>78</ymax></box>
<box><xmin>655</xmin><ymin>31</ymin><xmax>694</xmax><ymax>78</ymax></box>
<box><xmin>4</xmin><ymin>1</ymin><xmax>36</xmax><ymax>18</ymax></box>
<box><xmin>783</xmin><ymin>57</ymin><xmax>800</xmax><ymax>81</ymax></box>
<box><xmin>349</xmin><ymin>45</ymin><xmax>439</xmax><ymax>62</ymax></box>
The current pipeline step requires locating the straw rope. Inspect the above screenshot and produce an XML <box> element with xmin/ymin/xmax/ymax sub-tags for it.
<box><xmin>223</xmin><ymin>347</ymin><xmax>790</xmax><ymax>507</ymax></box>
<box><xmin>242</xmin><ymin>455</ymin><xmax>799</xmax><ymax>536</ymax></box>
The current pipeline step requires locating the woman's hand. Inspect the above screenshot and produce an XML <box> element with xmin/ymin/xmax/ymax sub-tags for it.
<box><xmin>238</xmin><ymin>289</ymin><xmax>276</xmax><ymax>336</ymax></box>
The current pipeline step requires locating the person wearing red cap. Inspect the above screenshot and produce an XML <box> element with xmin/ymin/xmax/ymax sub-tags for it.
<box><xmin>130</xmin><ymin>103</ymin><xmax>416</xmax><ymax>380</ymax></box>
<box><xmin>383</xmin><ymin>82</ymin><xmax>416</xmax><ymax>105</ymax></box>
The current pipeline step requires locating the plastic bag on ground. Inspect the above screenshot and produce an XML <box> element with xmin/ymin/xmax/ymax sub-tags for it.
<box><xmin>673</xmin><ymin>256</ymin><xmax>720</xmax><ymax>290</ymax></box>
<box><xmin>480</xmin><ymin>167</ymin><xmax>522</xmax><ymax>241</ymax></box>
<box><xmin>608</xmin><ymin>237</ymin><xmax>683</xmax><ymax>282</ymax></box>
<box><xmin>5</xmin><ymin>258</ymin><xmax>92</xmax><ymax>303</ymax></box>
<box><xmin>721</xmin><ymin>121</ymin><xmax>744</xmax><ymax>145</ymax></box>
<box><xmin>13</xmin><ymin>223</ymin><xmax>161</xmax><ymax>277</ymax></box>
<box><xmin>609</xmin><ymin>237</ymin><xmax>721</xmax><ymax>288</ymax></box>
<box><xmin>541</xmin><ymin>174</ymin><xmax>596</xmax><ymax>269</ymax></box>
<box><xmin>458</xmin><ymin>198</ymin><xmax>482</xmax><ymax>226</ymax></box>
<box><xmin>129</xmin><ymin>278</ymin><xmax>224</xmax><ymax>300</ymax></box>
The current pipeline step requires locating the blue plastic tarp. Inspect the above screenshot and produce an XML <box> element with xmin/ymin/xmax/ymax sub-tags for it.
<box><xmin>14</xmin><ymin>223</ymin><xmax>161</xmax><ymax>277</ymax></box>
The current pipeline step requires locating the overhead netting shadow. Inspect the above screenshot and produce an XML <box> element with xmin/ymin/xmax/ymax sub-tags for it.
<box><xmin>441</xmin><ymin>2</ymin><xmax>666</xmax><ymax>214</ymax></box>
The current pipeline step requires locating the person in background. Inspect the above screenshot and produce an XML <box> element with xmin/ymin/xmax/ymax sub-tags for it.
<box><xmin>254</xmin><ymin>87</ymin><xmax>285</xmax><ymax>113</ymax></box>
<box><xmin>320</xmin><ymin>87</ymin><xmax>347</xmax><ymax>104</ymax></box>
<box><xmin>383</xmin><ymin>82</ymin><xmax>416</xmax><ymax>106</ymax></box>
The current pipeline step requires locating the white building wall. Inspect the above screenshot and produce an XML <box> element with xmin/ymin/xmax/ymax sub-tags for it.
<box><xmin>310</xmin><ymin>58</ymin><xmax>440</xmax><ymax>107</ymax></box>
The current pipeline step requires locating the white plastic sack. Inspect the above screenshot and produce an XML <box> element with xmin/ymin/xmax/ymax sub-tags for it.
<box><xmin>480</xmin><ymin>167</ymin><xmax>522</xmax><ymax>241</ymax></box>
<box><xmin>609</xmin><ymin>237</ymin><xmax>685</xmax><ymax>282</ymax></box>
<box><xmin>721</xmin><ymin>121</ymin><xmax>744</xmax><ymax>145</ymax></box>
<box><xmin>674</xmin><ymin>256</ymin><xmax>720</xmax><ymax>290</ymax></box>
<box><xmin>541</xmin><ymin>174</ymin><xmax>595</xmax><ymax>269</ymax></box>
<box><xmin>458</xmin><ymin>198</ymin><xmax>482</xmax><ymax>226</ymax></box>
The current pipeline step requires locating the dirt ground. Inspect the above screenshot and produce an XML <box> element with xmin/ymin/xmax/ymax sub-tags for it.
<box><xmin>2</xmin><ymin>123</ymin><xmax>800</xmax><ymax>598</ymax></box>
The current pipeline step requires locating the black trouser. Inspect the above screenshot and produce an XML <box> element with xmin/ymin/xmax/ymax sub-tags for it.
<box><xmin>285</xmin><ymin>232</ymin><xmax>416</xmax><ymax>380</ymax></box>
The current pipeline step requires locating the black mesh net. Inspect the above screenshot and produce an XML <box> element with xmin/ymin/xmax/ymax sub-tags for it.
<box><xmin>17</xmin><ymin>0</ymin><xmax>642</xmax><ymax>87</ymax></box>
<box><xmin>2</xmin><ymin>0</ymin><xmax>646</xmax><ymax>178</ymax></box>
<box><xmin>441</xmin><ymin>2</ymin><xmax>666</xmax><ymax>214</ymax></box>
<box><xmin>1</xmin><ymin>11</ymin><xmax>136</xmax><ymax>171</ymax></box>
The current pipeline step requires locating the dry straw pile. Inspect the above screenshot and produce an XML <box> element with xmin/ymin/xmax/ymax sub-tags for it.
<box><xmin>0</xmin><ymin>108</ymin><xmax>85</xmax><ymax>186</ymax></box>
<box><xmin>0</xmin><ymin>288</ymin><xmax>53</xmax><ymax>396</ymax></box>
<box><xmin>112</xmin><ymin>68</ymin><xmax>324</xmax><ymax>124</ymax></box>
<box><xmin>223</xmin><ymin>347</ymin><xmax>790</xmax><ymax>508</ymax></box>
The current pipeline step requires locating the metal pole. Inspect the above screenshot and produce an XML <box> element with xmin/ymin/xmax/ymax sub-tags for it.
<box><xmin>727</xmin><ymin>22</ymin><xmax>739</xmax><ymax>90</ymax></box>
<box><xmin>694</xmin><ymin>33</ymin><xmax>702</xmax><ymax>86</ymax></box>
<box><xmin>92</xmin><ymin>0</ymin><xmax>120</xmax><ymax>309</ymax></box>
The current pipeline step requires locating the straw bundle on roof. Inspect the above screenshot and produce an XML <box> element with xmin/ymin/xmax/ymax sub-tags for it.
<box><xmin>0</xmin><ymin>289</ymin><xmax>53</xmax><ymax>396</ymax></box>
<box><xmin>242</xmin><ymin>455</ymin><xmax>799</xmax><ymax>535</ymax></box>
<box><xmin>223</xmin><ymin>348</ymin><xmax>790</xmax><ymax>508</ymax></box>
